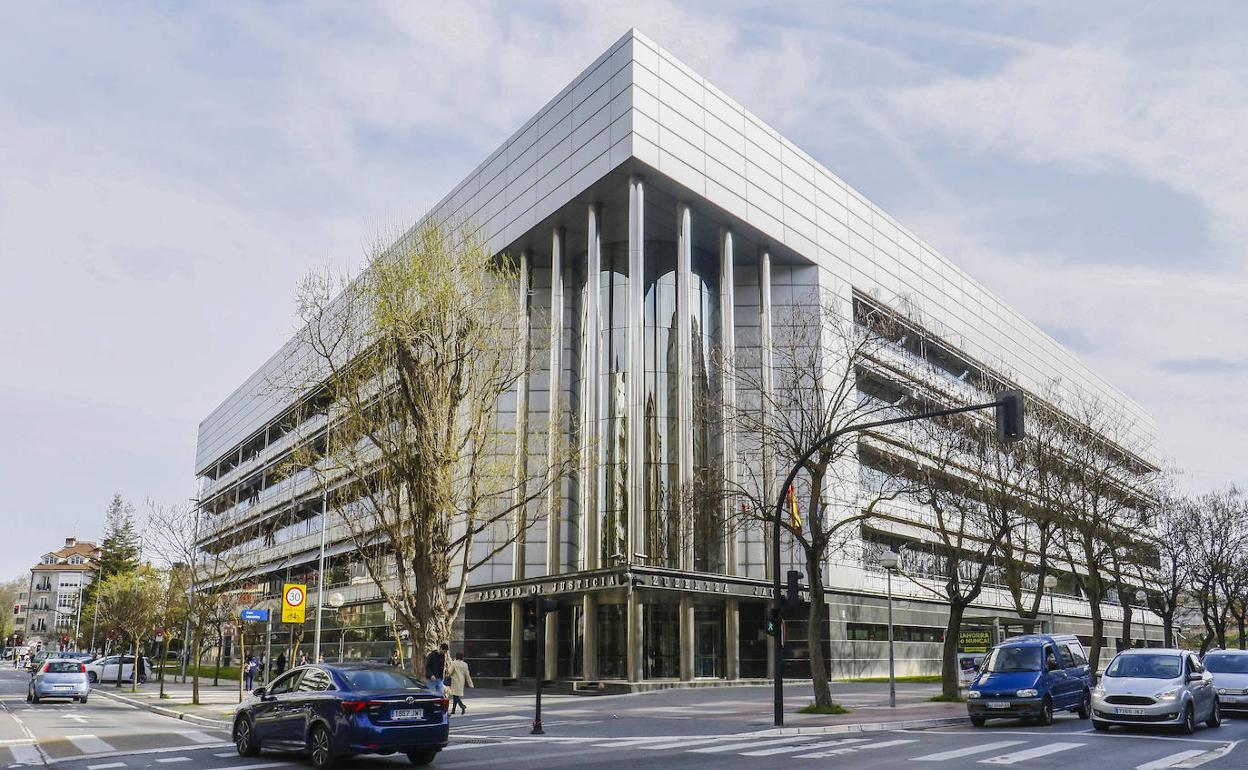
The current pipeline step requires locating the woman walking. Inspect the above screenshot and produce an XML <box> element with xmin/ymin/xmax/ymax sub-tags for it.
<box><xmin>446</xmin><ymin>651</ymin><xmax>474</xmax><ymax>715</ymax></box>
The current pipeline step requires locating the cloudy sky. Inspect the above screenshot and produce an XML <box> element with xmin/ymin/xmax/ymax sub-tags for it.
<box><xmin>2</xmin><ymin>1</ymin><xmax>1245</xmax><ymax>576</ymax></box>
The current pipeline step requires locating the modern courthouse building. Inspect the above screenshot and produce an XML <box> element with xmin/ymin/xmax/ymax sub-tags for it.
<box><xmin>195</xmin><ymin>31</ymin><xmax>1159</xmax><ymax>685</ymax></box>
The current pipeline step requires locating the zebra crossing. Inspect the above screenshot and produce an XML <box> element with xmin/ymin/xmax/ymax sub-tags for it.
<box><xmin>445</xmin><ymin>731</ymin><xmax>1237</xmax><ymax>768</ymax></box>
<box><xmin>0</xmin><ymin>732</ymin><xmax>232</xmax><ymax>766</ymax></box>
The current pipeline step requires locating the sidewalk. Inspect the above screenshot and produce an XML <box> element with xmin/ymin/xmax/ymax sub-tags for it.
<box><xmin>92</xmin><ymin>674</ymin><xmax>246</xmax><ymax>728</ymax></box>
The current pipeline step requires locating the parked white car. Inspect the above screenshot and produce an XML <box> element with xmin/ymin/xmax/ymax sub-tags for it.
<box><xmin>85</xmin><ymin>655</ymin><xmax>151</xmax><ymax>684</ymax></box>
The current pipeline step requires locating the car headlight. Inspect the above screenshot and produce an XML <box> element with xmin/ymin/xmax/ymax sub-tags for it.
<box><xmin>966</xmin><ymin>690</ymin><xmax>981</xmax><ymax>699</ymax></box>
<box><xmin>1016</xmin><ymin>689</ymin><xmax>1039</xmax><ymax>698</ymax></box>
<box><xmin>1155</xmin><ymin>687</ymin><xmax>1181</xmax><ymax>700</ymax></box>
<box><xmin>1092</xmin><ymin>685</ymin><xmax>1105</xmax><ymax>697</ymax></box>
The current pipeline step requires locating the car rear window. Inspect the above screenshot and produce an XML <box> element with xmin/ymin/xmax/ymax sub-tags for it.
<box><xmin>1105</xmin><ymin>654</ymin><xmax>1182</xmax><ymax>679</ymax></box>
<box><xmin>46</xmin><ymin>661</ymin><xmax>83</xmax><ymax>673</ymax></box>
<box><xmin>338</xmin><ymin>669</ymin><xmax>425</xmax><ymax>691</ymax></box>
<box><xmin>1204</xmin><ymin>654</ymin><xmax>1248</xmax><ymax>674</ymax></box>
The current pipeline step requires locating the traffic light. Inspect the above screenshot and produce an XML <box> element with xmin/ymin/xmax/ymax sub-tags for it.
<box><xmin>785</xmin><ymin>570</ymin><xmax>802</xmax><ymax>609</ymax></box>
<box><xmin>765</xmin><ymin>607</ymin><xmax>780</xmax><ymax>637</ymax></box>
<box><xmin>996</xmin><ymin>390</ymin><xmax>1025</xmax><ymax>443</ymax></box>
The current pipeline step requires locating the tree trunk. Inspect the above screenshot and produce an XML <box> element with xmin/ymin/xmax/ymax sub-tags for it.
<box><xmin>1087</xmin><ymin>601</ymin><xmax>1105</xmax><ymax>677</ymax></box>
<box><xmin>806</xmin><ymin>560</ymin><xmax>832</xmax><ymax>709</ymax></box>
<box><xmin>942</xmin><ymin>602</ymin><xmax>966</xmax><ymax>699</ymax></box>
<box><xmin>192</xmin><ymin>634</ymin><xmax>202</xmax><ymax>705</ymax></box>
<box><xmin>159</xmin><ymin>633</ymin><xmax>170</xmax><ymax>699</ymax></box>
<box><xmin>1238</xmin><ymin>614</ymin><xmax>1246</xmax><ymax>650</ymax></box>
<box><xmin>1162</xmin><ymin>610</ymin><xmax>1175</xmax><ymax>648</ymax></box>
<box><xmin>1119</xmin><ymin>593</ymin><xmax>1134</xmax><ymax>651</ymax></box>
<box><xmin>213</xmin><ymin>628</ymin><xmax>223</xmax><ymax>686</ymax></box>
<box><xmin>131</xmin><ymin>635</ymin><xmax>140</xmax><ymax>692</ymax></box>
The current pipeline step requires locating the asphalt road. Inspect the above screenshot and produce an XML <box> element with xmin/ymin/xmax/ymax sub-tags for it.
<box><xmin>2</xmin><ymin>668</ymin><xmax>1247</xmax><ymax>770</ymax></box>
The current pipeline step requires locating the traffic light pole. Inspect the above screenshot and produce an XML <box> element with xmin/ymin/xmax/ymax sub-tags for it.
<box><xmin>770</xmin><ymin>395</ymin><xmax>1018</xmax><ymax>726</ymax></box>
<box><xmin>531</xmin><ymin>602</ymin><xmax>546</xmax><ymax>735</ymax></box>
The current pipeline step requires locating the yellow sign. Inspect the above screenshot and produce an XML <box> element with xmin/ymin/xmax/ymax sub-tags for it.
<box><xmin>959</xmin><ymin>629</ymin><xmax>992</xmax><ymax>654</ymax></box>
<box><xmin>282</xmin><ymin>583</ymin><xmax>306</xmax><ymax>624</ymax></box>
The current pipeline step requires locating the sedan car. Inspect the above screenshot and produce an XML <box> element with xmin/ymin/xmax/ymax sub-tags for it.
<box><xmin>85</xmin><ymin>655</ymin><xmax>149</xmax><ymax>684</ymax></box>
<box><xmin>28</xmin><ymin>659</ymin><xmax>90</xmax><ymax>703</ymax></box>
<box><xmin>1204</xmin><ymin>649</ymin><xmax>1248</xmax><ymax>711</ymax></box>
<box><xmin>232</xmin><ymin>663</ymin><xmax>449</xmax><ymax>768</ymax></box>
<box><xmin>1092</xmin><ymin>649</ymin><xmax>1220</xmax><ymax>733</ymax></box>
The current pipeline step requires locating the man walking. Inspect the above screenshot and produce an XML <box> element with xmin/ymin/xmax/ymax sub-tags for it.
<box><xmin>424</xmin><ymin>642</ymin><xmax>448</xmax><ymax>696</ymax></box>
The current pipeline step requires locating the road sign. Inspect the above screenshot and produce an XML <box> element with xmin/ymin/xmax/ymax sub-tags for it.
<box><xmin>241</xmin><ymin>608</ymin><xmax>270</xmax><ymax>622</ymax></box>
<box><xmin>282</xmin><ymin>583</ymin><xmax>306</xmax><ymax>624</ymax></box>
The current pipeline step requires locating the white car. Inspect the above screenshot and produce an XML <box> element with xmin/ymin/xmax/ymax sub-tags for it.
<box><xmin>85</xmin><ymin>655</ymin><xmax>151</xmax><ymax>684</ymax></box>
<box><xmin>1092</xmin><ymin>649</ymin><xmax>1220</xmax><ymax>733</ymax></box>
<box><xmin>1204</xmin><ymin>649</ymin><xmax>1248</xmax><ymax>711</ymax></box>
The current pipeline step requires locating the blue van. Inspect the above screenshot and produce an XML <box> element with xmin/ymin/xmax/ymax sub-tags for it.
<box><xmin>966</xmin><ymin>634</ymin><xmax>1093</xmax><ymax>726</ymax></box>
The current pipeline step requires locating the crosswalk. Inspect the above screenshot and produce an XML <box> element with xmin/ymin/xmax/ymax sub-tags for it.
<box><xmin>0</xmin><ymin>733</ymin><xmax>232</xmax><ymax>766</ymax></box>
<box><xmin>443</xmin><ymin>731</ymin><xmax>1237</xmax><ymax>768</ymax></box>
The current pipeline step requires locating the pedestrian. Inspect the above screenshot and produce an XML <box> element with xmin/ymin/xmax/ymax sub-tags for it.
<box><xmin>276</xmin><ymin>651</ymin><xmax>286</xmax><ymax>675</ymax></box>
<box><xmin>297</xmin><ymin>651</ymin><xmax>308</xmax><ymax>667</ymax></box>
<box><xmin>424</xmin><ymin>642</ymin><xmax>448</xmax><ymax>696</ymax></box>
<box><xmin>446</xmin><ymin>651</ymin><xmax>474</xmax><ymax>715</ymax></box>
<box><xmin>244</xmin><ymin>656</ymin><xmax>258</xmax><ymax>690</ymax></box>
<box><xmin>388</xmin><ymin>650</ymin><xmax>400</xmax><ymax>668</ymax></box>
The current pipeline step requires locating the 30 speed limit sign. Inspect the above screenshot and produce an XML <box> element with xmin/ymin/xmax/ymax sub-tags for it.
<box><xmin>282</xmin><ymin>583</ymin><xmax>306</xmax><ymax>624</ymax></box>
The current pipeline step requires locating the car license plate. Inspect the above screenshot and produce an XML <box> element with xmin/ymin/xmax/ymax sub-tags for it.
<box><xmin>1113</xmin><ymin>707</ymin><xmax>1146</xmax><ymax>715</ymax></box>
<box><xmin>391</xmin><ymin>708</ymin><xmax>423</xmax><ymax>721</ymax></box>
<box><xmin>54</xmin><ymin>685</ymin><xmax>73</xmax><ymax>690</ymax></box>
<box><xmin>986</xmin><ymin>701</ymin><xmax>1010</xmax><ymax>709</ymax></box>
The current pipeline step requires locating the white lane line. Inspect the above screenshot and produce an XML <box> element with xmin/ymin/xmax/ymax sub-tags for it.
<box><xmin>227</xmin><ymin>763</ymin><xmax>304</xmax><ymax>769</ymax></box>
<box><xmin>214</xmin><ymin>751</ymin><xmax>235</xmax><ymax>757</ymax></box>
<box><xmin>1137</xmin><ymin>750</ymin><xmax>1208</xmax><ymax>770</ymax></box>
<box><xmin>86</xmin><ymin>763</ymin><xmax>127</xmax><ymax>770</ymax></box>
<box><xmin>157</xmin><ymin>759</ymin><xmax>191</xmax><ymax>765</ymax></box>
<box><xmin>740</xmin><ymin>738</ymin><xmax>870</xmax><ymax>756</ymax></box>
<box><xmin>690</xmin><ymin>736</ymin><xmax>817</xmax><ymax>754</ymax></box>
<box><xmin>591</xmin><ymin>737</ymin><xmax>684</xmax><ymax>748</ymax></box>
<box><xmin>980</xmin><ymin>742</ymin><xmax>1085</xmax><ymax>765</ymax></box>
<box><xmin>180</xmin><ymin>730</ymin><xmax>220</xmax><ymax>743</ymax></box>
<box><xmin>12</xmin><ymin>742</ymin><xmax>43</xmax><ymax>765</ymax></box>
<box><xmin>911</xmin><ymin>740</ymin><xmax>1026</xmax><ymax>762</ymax></box>
<box><xmin>65</xmin><ymin>734</ymin><xmax>114</xmax><ymax>754</ymax></box>
<box><xmin>45</xmin><ymin>742</ymin><xmax>234</xmax><ymax>764</ymax></box>
<box><xmin>1178</xmin><ymin>741</ymin><xmax>1241</xmax><ymax>768</ymax></box>
<box><xmin>473</xmin><ymin>715</ymin><xmax>529</xmax><ymax>722</ymax></box>
<box><xmin>640</xmin><ymin>735</ymin><xmax>744</xmax><ymax>750</ymax></box>
<box><xmin>796</xmin><ymin>738</ymin><xmax>918</xmax><ymax>759</ymax></box>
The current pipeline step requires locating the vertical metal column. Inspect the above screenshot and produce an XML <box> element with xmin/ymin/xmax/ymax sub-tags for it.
<box><xmin>512</xmin><ymin>251</ymin><xmax>532</xmax><ymax>582</ymax></box>
<box><xmin>719</xmin><ymin>227</ymin><xmax>739</xmax><ymax>682</ymax></box>
<box><xmin>544</xmin><ymin>228</ymin><xmax>565</xmax><ymax>681</ymax></box>
<box><xmin>582</xmin><ymin>204</ymin><xmax>602</xmax><ymax>572</ymax></box>
<box><xmin>759</xmin><ymin>250</ymin><xmax>777</xmax><ymax>691</ymax></box>
<box><xmin>626</xmin><ymin>177</ymin><xmax>645</xmax><ymax>684</ymax></box>
<box><xmin>675</xmin><ymin>202</ymin><xmax>694</xmax><ymax>569</ymax></box>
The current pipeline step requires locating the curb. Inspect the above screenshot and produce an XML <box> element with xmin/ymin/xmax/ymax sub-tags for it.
<box><xmin>755</xmin><ymin>716</ymin><xmax>968</xmax><ymax>736</ymax></box>
<box><xmin>93</xmin><ymin>688</ymin><xmax>231</xmax><ymax>729</ymax></box>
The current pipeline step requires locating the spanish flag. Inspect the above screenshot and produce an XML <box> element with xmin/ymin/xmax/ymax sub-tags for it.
<box><xmin>787</xmin><ymin>485</ymin><xmax>802</xmax><ymax>534</ymax></box>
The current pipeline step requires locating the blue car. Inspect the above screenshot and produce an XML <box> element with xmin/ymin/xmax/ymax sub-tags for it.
<box><xmin>967</xmin><ymin>634</ymin><xmax>1093</xmax><ymax>726</ymax></box>
<box><xmin>232</xmin><ymin>663</ymin><xmax>449</xmax><ymax>768</ymax></box>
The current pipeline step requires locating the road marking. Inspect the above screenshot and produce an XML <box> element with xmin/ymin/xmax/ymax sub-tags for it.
<box><xmin>1136</xmin><ymin>750</ymin><xmax>1208</xmax><ymax>770</ymax></box>
<box><xmin>11</xmin><ymin>743</ymin><xmax>43</xmax><ymax>765</ymax></box>
<box><xmin>795</xmin><ymin>738</ymin><xmax>918</xmax><ymax>759</ymax></box>
<box><xmin>157</xmin><ymin>759</ymin><xmax>191</xmax><ymax>764</ymax></box>
<box><xmin>44</xmin><ymin>742</ymin><xmax>234</xmax><ymax>764</ymax></box>
<box><xmin>473</xmin><ymin>714</ymin><xmax>529</xmax><ymax>721</ymax></box>
<box><xmin>65</xmin><ymin>734</ymin><xmax>114</xmax><ymax>754</ymax></box>
<box><xmin>213</xmin><ymin>751</ymin><xmax>235</xmax><ymax>757</ymax></box>
<box><xmin>1177</xmin><ymin>741</ymin><xmax>1242</xmax><ymax>768</ymax></box>
<box><xmin>591</xmin><ymin>737</ymin><xmax>682</xmax><ymax>748</ymax></box>
<box><xmin>911</xmin><ymin>740</ymin><xmax>1026</xmax><ymax>762</ymax></box>
<box><xmin>640</xmin><ymin>735</ymin><xmax>746</xmax><ymax>750</ymax></box>
<box><xmin>740</xmin><ymin>738</ymin><xmax>870</xmax><ymax>756</ymax></box>
<box><xmin>60</xmin><ymin>712</ymin><xmax>90</xmax><ymax>723</ymax></box>
<box><xmin>690</xmin><ymin>736</ymin><xmax>816</xmax><ymax>754</ymax></box>
<box><xmin>979</xmin><ymin>742</ymin><xmax>1085</xmax><ymax>764</ymax></box>
<box><xmin>178</xmin><ymin>730</ymin><xmax>220</xmax><ymax>744</ymax></box>
<box><xmin>86</xmin><ymin>764</ymin><xmax>127</xmax><ymax>770</ymax></box>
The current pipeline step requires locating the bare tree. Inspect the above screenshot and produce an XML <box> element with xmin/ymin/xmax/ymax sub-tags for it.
<box><xmin>724</xmin><ymin>292</ymin><xmax>910</xmax><ymax>711</ymax></box>
<box><xmin>284</xmin><ymin>220</ymin><xmax>569</xmax><ymax>666</ymax></box>
<box><xmin>1188</xmin><ymin>487</ymin><xmax>1248</xmax><ymax>652</ymax></box>
<box><xmin>1136</xmin><ymin>483</ymin><xmax>1196</xmax><ymax>648</ymax></box>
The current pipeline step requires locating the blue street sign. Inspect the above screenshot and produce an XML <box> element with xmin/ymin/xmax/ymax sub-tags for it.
<box><xmin>240</xmin><ymin>609</ymin><xmax>270</xmax><ymax>622</ymax></box>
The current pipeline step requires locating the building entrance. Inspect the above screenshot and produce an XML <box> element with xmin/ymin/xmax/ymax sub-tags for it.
<box><xmin>643</xmin><ymin>603</ymin><xmax>680</xmax><ymax>679</ymax></box>
<box><xmin>694</xmin><ymin>605</ymin><xmax>724</xmax><ymax>678</ymax></box>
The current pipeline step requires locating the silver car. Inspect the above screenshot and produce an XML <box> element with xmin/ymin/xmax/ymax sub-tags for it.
<box><xmin>28</xmin><ymin>658</ymin><xmax>91</xmax><ymax>703</ymax></box>
<box><xmin>1092</xmin><ymin>649</ymin><xmax>1220</xmax><ymax>733</ymax></box>
<box><xmin>1203</xmin><ymin>649</ymin><xmax>1248</xmax><ymax>711</ymax></box>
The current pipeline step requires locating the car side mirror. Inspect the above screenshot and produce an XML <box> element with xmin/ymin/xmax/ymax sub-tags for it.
<box><xmin>1187</xmin><ymin>672</ymin><xmax>1201</xmax><ymax>682</ymax></box>
<box><xmin>252</xmin><ymin>687</ymin><xmax>266</xmax><ymax>697</ymax></box>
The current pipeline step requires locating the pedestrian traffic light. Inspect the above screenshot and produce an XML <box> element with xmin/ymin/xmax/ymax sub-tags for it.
<box><xmin>765</xmin><ymin>607</ymin><xmax>780</xmax><ymax>637</ymax></box>
<box><xmin>996</xmin><ymin>390</ymin><xmax>1025</xmax><ymax>443</ymax></box>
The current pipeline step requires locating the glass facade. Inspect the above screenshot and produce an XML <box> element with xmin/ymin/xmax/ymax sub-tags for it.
<box><xmin>598</xmin><ymin>247</ymin><xmax>630</xmax><ymax>566</ymax></box>
<box><xmin>642</xmin><ymin>241</ymin><xmax>680</xmax><ymax>568</ymax></box>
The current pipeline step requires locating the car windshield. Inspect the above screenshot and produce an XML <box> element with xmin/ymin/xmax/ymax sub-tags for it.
<box><xmin>1204</xmin><ymin>654</ymin><xmax>1248</xmax><ymax>674</ymax></box>
<box><xmin>46</xmin><ymin>661</ymin><xmax>82</xmax><ymax>673</ymax></box>
<box><xmin>983</xmin><ymin>646</ymin><xmax>1042</xmax><ymax>673</ymax></box>
<box><xmin>338</xmin><ymin>668</ymin><xmax>426</xmax><ymax>691</ymax></box>
<box><xmin>1105</xmin><ymin>654</ymin><xmax>1182</xmax><ymax>679</ymax></box>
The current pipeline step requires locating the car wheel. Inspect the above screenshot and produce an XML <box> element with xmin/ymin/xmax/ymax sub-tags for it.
<box><xmin>233</xmin><ymin>716</ymin><xmax>261</xmax><ymax>757</ymax></box>
<box><xmin>79</xmin><ymin>695</ymin><xmax>88</xmax><ymax>704</ymax></box>
<box><xmin>1208</xmin><ymin>698</ymin><xmax>1222</xmax><ymax>728</ymax></box>
<box><xmin>407</xmin><ymin>749</ymin><xmax>438</xmax><ymax>766</ymax></box>
<box><xmin>87</xmin><ymin>672</ymin><xmax>97</xmax><ymax>683</ymax></box>
<box><xmin>1181</xmin><ymin>703</ymin><xmax>1196</xmax><ymax>735</ymax></box>
<box><xmin>1092</xmin><ymin>719</ymin><xmax>1110</xmax><ymax>732</ymax></box>
<box><xmin>308</xmin><ymin>724</ymin><xmax>336</xmax><ymax>769</ymax></box>
<box><xmin>970</xmin><ymin>716</ymin><xmax>986</xmax><ymax>727</ymax></box>
<box><xmin>1038</xmin><ymin>697</ymin><xmax>1054</xmax><ymax>726</ymax></box>
<box><xmin>1077</xmin><ymin>690</ymin><xmax>1091</xmax><ymax>720</ymax></box>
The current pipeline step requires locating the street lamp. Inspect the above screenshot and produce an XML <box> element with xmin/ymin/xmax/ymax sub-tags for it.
<box><xmin>1136</xmin><ymin>590</ymin><xmax>1148</xmax><ymax>649</ymax></box>
<box><xmin>880</xmin><ymin>550</ymin><xmax>900</xmax><ymax>708</ymax></box>
<box><xmin>1043</xmin><ymin>575</ymin><xmax>1058</xmax><ymax>633</ymax></box>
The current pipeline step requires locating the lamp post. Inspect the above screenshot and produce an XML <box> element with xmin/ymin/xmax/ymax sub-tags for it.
<box><xmin>880</xmin><ymin>550</ymin><xmax>899</xmax><ymax>708</ymax></box>
<box><xmin>1044</xmin><ymin>575</ymin><xmax>1058</xmax><ymax>633</ymax></box>
<box><xmin>1136</xmin><ymin>590</ymin><xmax>1148</xmax><ymax>649</ymax></box>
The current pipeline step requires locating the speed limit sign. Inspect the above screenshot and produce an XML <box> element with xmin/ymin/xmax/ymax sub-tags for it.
<box><xmin>282</xmin><ymin>583</ymin><xmax>306</xmax><ymax>624</ymax></box>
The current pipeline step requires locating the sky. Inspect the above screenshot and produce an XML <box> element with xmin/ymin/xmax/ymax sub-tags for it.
<box><xmin>2</xmin><ymin>1</ymin><xmax>1246</xmax><ymax>577</ymax></box>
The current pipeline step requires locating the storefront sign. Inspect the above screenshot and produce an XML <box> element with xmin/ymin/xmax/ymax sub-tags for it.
<box><xmin>466</xmin><ymin>569</ymin><xmax>787</xmax><ymax>604</ymax></box>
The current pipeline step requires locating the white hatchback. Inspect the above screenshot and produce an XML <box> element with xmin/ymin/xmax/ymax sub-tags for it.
<box><xmin>1204</xmin><ymin>649</ymin><xmax>1248</xmax><ymax>711</ymax></box>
